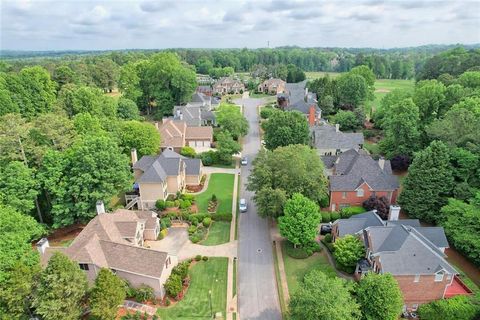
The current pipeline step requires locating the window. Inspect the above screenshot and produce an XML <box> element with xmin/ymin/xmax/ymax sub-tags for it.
<box><xmin>79</xmin><ymin>263</ymin><xmax>89</xmax><ymax>271</ymax></box>
<box><xmin>372</xmin><ymin>191</ymin><xmax>376</xmax><ymax>197</ymax></box>
<box><xmin>435</xmin><ymin>272</ymin><xmax>444</xmax><ymax>282</ymax></box>
<box><xmin>342</xmin><ymin>192</ymin><xmax>347</xmax><ymax>199</ymax></box>
<box><xmin>412</xmin><ymin>304</ymin><xmax>419</xmax><ymax>311</ymax></box>
<box><xmin>357</xmin><ymin>188</ymin><xmax>364</xmax><ymax>197</ymax></box>
<box><xmin>414</xmin><ymin>274</ymin><xmax>420</xmax><ymax>282</ymax></box>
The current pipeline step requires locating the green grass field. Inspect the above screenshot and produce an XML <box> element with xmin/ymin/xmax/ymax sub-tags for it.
<box><xmin>368</xmin><ymin>79</ymin><xmax>415</xmax><ymax>115</ymax></box>
<box><xmin>305</xmin><ymin>71</ymin><xmax>341</xmax><ymax>80</ymax></box>
<box><xmin>196</xmin><ymin>173</ymin><xmax>235</xmax><ymax>214</ymax></box>
<box><xmin>156</xmin><ymin>257</ymin><xmax>228</xmax><ymax>320</ymax></box>
<box><xmin>201</xmin><ymin>221</ymin><xmax>230</xmax><ymax>246</ymax></box>
<box><xmin>282</xmin><ymin>241</ymin><xmax>337</xmax><ymax>295</ymax></box>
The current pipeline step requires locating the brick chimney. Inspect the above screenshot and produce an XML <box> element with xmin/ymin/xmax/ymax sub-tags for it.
<box><xmin>36</xmin><ymin>238</ymin><xmax>50</xmax><ymax>255</ymax></box>
<box><xmin>131</xmin><ymin>148</ymin><xmax>138</xmax><ymax>165</ymax></box>
<box><xmin>388</xmin><ymin>205</ymin><xmax>400</xmax><ymax>221</ymax></box>
<box><xmin>308</xmin><ymin>105</ymin><xmax>316</xmax><ymax>126</ymax></box>
<box><xmin>96</xmin><ymin>200</ymin><xmax>105</xmax><ymax>215</ymax></box>
<box><xmin>335</xmin><ymin>123</ymin><xmax>340</xmax><ymax>132</ymax></box>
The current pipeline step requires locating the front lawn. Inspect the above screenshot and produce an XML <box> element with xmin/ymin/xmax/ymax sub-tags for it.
<box><xmin>282</xmin><ymin>241</ymin><xmax>337</xmax><ymax>294</ymax></box>
<box><xmin>197</xmin><ymin>173</ymin><xmax>235</xmax><ymax>214</ymax></box>
<box><xmin>201</xmin><ymin>221</ymin><xmax>230</xmax><ymax>246</ymax></box>
<box><xmin>157</xmin><ymin>257</ymin><xmax>228</xmax><ymax>320</ymax></box>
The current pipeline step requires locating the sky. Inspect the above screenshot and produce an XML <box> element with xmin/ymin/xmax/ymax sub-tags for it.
<box><xmin>1</xmin><ymin>0</ymin><xmax>480</xmax><ymax>51</ymax></box>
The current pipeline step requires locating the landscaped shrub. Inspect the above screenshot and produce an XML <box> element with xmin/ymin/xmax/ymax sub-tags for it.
<box><xmin>166</xmin><ymin>194</ymin><xmax>176</xmax><ymax>201</ymax></box>
<box><xmin>363</xmin><ymin>129</ymin><xmax>375</xmax><ymax>139</ymax></box>
<box><xmin>190</xmin><ymin>216</ymin><xmax>199</xmax><ymax>226</ymax></box>
<box><xmin>160</xmin><ymin>217</ymin><xmax>171</xmax><ymax>229</ymax></box>
<box><xmin>172</xmin><ymin>261</ymin><xmax>190</xmax><ymax>280</ymax></box>
<box><xmin>202</xmin><ymin>256</ymin><xmax>209</xmax><ymax>261</ymax></box>
<box><xmin>203</xmin><ymin>217</ymin><xmax>212</xmax><ymax>226</ymax></box>
<box><xmin>333</xmin><ymin>235</ymin><xmax>365</xmax><ymax>274</ymax></box>
<box><xmin>188</xmin><ymin>225</ymin><xmax>197</xmax><ymax>235</ymax></box>
<box><xmin>189</xmin><ymin>213</ymin><xmax>209</xmax><ymax>222</ymax></box>
<box><xmin>157</xmin><ymin>229</ymin><xmax>168</xmax><ymax>240</ymax></box>
<box><xmin>123</xmin><ymin>280</ymin><xmax>136</xmax><ymax>299</ymax></box>
<box><xmin>211</xmin><ymin>212</ymin><xmax>232</xmax><ymax>222</ymax></box>
<box><xmin>199</xmin><ymin>150</ymin><xmax>219</xmax><ymax>166</ymax></box>
<box><xmin>180</xmin><ymin>146</ymin><xmax>196</xmax><ymax>158</ymax></box>
<box><xmin>324</xmin><ymin>234</ymin><xmax>332</xmax><ymax>243</ymax></box>
<box><xmin>362</xmin><ymin>196</ymin><xmax>389</xmax><ymax>219</ymax></box>
<box><xmin>155</xmin><ymin>200</ymin><xmax>166</xmax><ymax>211</ymax></box>
<box><xmin>195</xmin><ymin>255</ymin><xmax>202</xmax><ymax>261</ymax></box>
<box><xmin>165</xmin><ymin>201</ymin><xmax>175</xmax><ymax>208</ymax></box>
<box><xmin>134</xmin><ymin>285</ymin><xmax>155</xmax><ymax>302</ymax></box>
<box><xmin>174</xmin><ymin>199</ymin><xmax>180</xmax><ymax>207</ymax></box>
<box><xmin>330</xmin><ymin>211</ymin><xmax>340</xmax><ymax>221</ymax></box>
<box><xmin>189</xmin><ymin>225</ymin><xmax>207</xmax><ymax>243</ymax></box>
<box><xmin>340</xmin><ymin>206</ymin><xmax>367</xmax><ymax>218</ymax></box>
<box><xmin>321</xmin><ymin>212</ymin><xmax>331</xmax><ymax>223</ymax></box>
<box><xmin>180</xmin><ymin>194</ymin><xmax>195</xmax><ymax>202</ymax></box>
<box><xmin>164</xmin><ymin>274</ymin><xmax>182</xmax><ymax>298</ymax></box>
<box><xmin>179</xmin><ymin>199</ymin><xmax>192</xmax><ymax>209</ymax></box>
<box><xmin>164</xmin><ymin>212</ymin><xmax>178</xmax><ymax>220</ymax></box>
<box><xmin>211</xmin><ymin>194</ymin><xmax>217</xmax><ymax>202</ymax></box>
<box><xmin>417</xmin><ymin>295</ymin><xmax>479</xmax><ymax>320</ymax></box>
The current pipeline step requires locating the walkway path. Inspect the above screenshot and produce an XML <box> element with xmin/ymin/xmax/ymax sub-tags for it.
<box><xmin>123</xmin><ymin>300</ymin><xmax>157</xmax><ymax>316</ymax></box>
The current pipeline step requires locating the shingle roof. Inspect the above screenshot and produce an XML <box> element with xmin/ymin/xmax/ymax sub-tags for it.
<box><xmin>42</xmin><ymin>210</ymin><xmax>168</xmax><ymax>278</ymax></box>
<box><xmin>185</xmin><ymin>126</ymin><xmax>213</xmax><ymax>140</ymax></box>
<box><xmin>329</xmin><ymin>149</ymin><xmax>399</xmax><ymax>191</ymax></box>
<box><xmin>311</xmin><ymin>123</ymin><xmax>364</xmax><ymax>150</ymax></box>
<box><xmin>159</xmin><ymin>119</ymin><xmax>186</xmax><ymax>149</ymax></box>
<box><xmin>282</xmin><ymin>80</ymin><xmax>320</xmax><ymax>115</ymax></box>
<box><xmin>134</xmin><ymin>150</ymin><xmax>201</xmax><ymax>184</ymax></box>
<box><xmin>334</xmin><ymin>211</ymin><xmax>384</xmax><ymax>237</ymax></box>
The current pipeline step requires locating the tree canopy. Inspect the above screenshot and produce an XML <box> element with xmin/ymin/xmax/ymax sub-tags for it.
<box><xmin>215</xmin><ymin>103</ymin><xmax>249</xmax><ymax>139</ymax></box>
<box><xmin>262</xmin><ymin>110</ymin><xmax>310</xmax><ymax>150</ymax></box>
<box><xmin>89</xmin><ymin>269</ymin><xmax>126</xmax><ymax>320</ymax></box>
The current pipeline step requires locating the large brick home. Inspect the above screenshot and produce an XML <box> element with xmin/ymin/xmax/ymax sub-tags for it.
<box><xmin>311</xmin><ymin>122</ymin><xmax>364</xmax><ymax>156</ymax></box>
<box><xmin>327</xmin><ymin>149</ymin><xmax>399</xmax><ymax>211</ymax></box>
<box><xmin>157</xmin><ymin>119</ymin><xmax>213</xmax><ymax>153</ymax></box>
<box><xmin>331</xmin><ymin>209</ymin><xmax>472</xmax><ymax>311</ymax></box>
<box><xmin>130</xmin><ymin>149</ymin><xmax>203</xmax><ymax>209</ymax></box>
<box><xmin>257</xmin><ymin>78</ymin><xmax>286</xmax><ymax>95</ymax></box>
<box><xmin>37</xmin><ymin>206</ymin><xmax>176</xmax><ymax>298</ymax></box>
<box><xmin>212</xmin><ymin>77</ymin><xmax>245</xmax><ymax>95</ymax></box>
<box><xmin>277</xmin><ymin>80</ymin><xmax>321</xmax><ymax>126</ymax></box>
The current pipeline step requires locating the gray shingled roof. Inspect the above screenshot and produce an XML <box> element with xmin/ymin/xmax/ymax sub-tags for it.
<box><xmin>282</xmin><ymin>80</ymin><xmax>320</xmax><ymax>115</ymax></box>
<box><xmin>311</xmin><ymin>123</ymin><xmax>364</xmax><ymax>150</ymax></box>
<box><xmin>329</xmin><ymin>149</ymin><xmax>399</xmax><ymax>191</ymax></box>
<box><xmin>367</xmin><ymin>225</ymin><xmax>456</xmax><ymax>275</ymax></box>
<box><xmin>334</xmin><ymin>211</ymin><xmax>384</xmax><ymax>237</ymax></box>
<box><xmin>135</xmin><ymin>150</ymin><xmax>201</xmax><ymax>184</ymax></box>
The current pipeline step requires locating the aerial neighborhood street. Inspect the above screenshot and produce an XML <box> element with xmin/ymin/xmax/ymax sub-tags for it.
<box><xmin>1</xmin><ymin>1</ymin><xmax>480</xmax><ymax>320</ymax></box>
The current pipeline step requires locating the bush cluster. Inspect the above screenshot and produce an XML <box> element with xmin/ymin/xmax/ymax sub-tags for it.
<box><xmin>164</xmin><ymin>274</ymin><xmax>182</xmax><ymax>298</ymax></box>
<box><xmin>133</xmin><ymin>285</ymin><xmax>155</xmax><ymax>302</ymax></box>
<box><xmin>211</xmin><ymin>212</ymin><xmax>232</xmax><ymax>221</ymax></box>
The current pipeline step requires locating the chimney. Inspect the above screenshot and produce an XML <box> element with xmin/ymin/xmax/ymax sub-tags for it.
<box><xmin>378</xmin><ymin>157</ymin><xmax>385</xmax><ymax>170</ymax></box>
<box><xmin>155</xmin><ymin>122</ymin><xmax>159</xmax><ymax>130</ymax></box>
<box><xmin>308</xmin><ymin>105</ymin><xmax>316</xmax><ymax>126</ymax></box>
<box><xmin>96</xmin><ymin>200</ymin><xmax>105</xmax><ymax>215</ymax></box>
<box><xmin>335</xmin><ymin>123</ymin><xmax>340</xmax><ymax>132</ymax></box>
<box><xmin>179</xmin><ymin>112</ymin><xmax>183</xmax><ymax>120</ymax></box>
<box><xmin>388</xmin><ymin>205</ymin><xmax>400</xmax><ymax>221</ymax></box>
<box><xmin>131</xmin><ymin>148</ymin><xmax>138</xmax><ymax>165</ymax></box>
<box><xmin>36</xmin><ymin>238</ymin><xmax>49</xmax><ymax>255</ymax></box>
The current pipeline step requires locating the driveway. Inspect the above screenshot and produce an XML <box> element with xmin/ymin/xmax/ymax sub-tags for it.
<box><xmin>235</xmin><ymin>97</ymin><xmax>282</xmax><ymax>320</ymax></box>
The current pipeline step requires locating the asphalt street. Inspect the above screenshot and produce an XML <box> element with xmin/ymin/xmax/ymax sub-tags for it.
<box><xmin>236</xmin><ymin>97</ymin><xmax>282</xmax><ymax>320</ymax></box>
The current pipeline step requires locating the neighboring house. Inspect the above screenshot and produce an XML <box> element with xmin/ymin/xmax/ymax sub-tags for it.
<box><xmin>157</xmin><ymin>119</ymin><xmax>213</xmax><ymax>153</ymax></box>
<box><xmin>173</xmin><ymin>92</ymin><xmax>217</xmax><ymax>126</ymax></box>
<box><xmin>213</xmin><ymin>77</ymin><xmax>245</xmax><ymax>95</ymax></box>
<box><xmin>131</xmin><ymin>149</ymin><xmax>203</xmax><ymax>209</ymax></box>
<box><xmin>277</xmin><ymin>80</ymin><xmax>321</xmax><ymax>125</ymax></box>
<box><xmin>311</xmin><ymin>122</ymin><xmax>364</xmax><ymax>156</ymax></box>
<box><xmin>328</xmin><ymin>149</ymin><xmax>399</xmax><ymax>211</ymax></box>
<box><xmin>257</xmin><ymin>78</ymin><xmax>286</xmax><ymax>95</ymax></box>
<box><xmin>332</xmin><ymin>208</ymin><xmax>472</xmax><ymax>311</ymax></box>
<box><xmin>196</xmin><ymin>85</ymin><xmax>213</xmax><ymax>96</ymax></box>
<box><xmin>196</xmin><ymin>74</ymin><xmax>214</xmax><ymax>85</ymax></box>
<box><xmin>37</xmin><ymin>205</ymin><xmax>176</xmax><ymax>298</ymax></box>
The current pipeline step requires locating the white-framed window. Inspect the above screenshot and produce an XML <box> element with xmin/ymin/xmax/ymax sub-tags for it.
<box><xmin>357</xmin><ymin>188</ymin><xmax>364</xmax><ymax>197</ymax></box>
<box><xmin>342</xmin><ymin>192</ymin><xmax>347</xmax><ymax>199</ymax></box>
<box><xmin>414</xmin><ymin>274</ymin><xmax>420</xmax><ymax>282</ymax></box>
<box><xmin>412</xmin><ymin>304</ymin><xmax>419</xmax><ymax>311</ymax></box>
<box><xmin>434</xmin><ymin>272</ymin><xmax>444</xmax><ymax>282</ymax></box>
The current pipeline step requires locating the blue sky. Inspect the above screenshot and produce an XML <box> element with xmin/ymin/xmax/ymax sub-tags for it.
<box><xmin>1</xmin><ymin>0</ymin><xmax>479</xmax><ymax>50</ymax></box>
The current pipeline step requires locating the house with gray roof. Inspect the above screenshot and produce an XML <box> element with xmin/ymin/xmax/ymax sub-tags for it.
<box><xmin>37</xmin><ymin>207</ymin><xmax>176</xmax><ymax>298</ymax></box>
<box><xmin>277</xmin><ymin>80</ymin><xmax>321</xmax><ymax>125</ymax></box>
<box><xmin>311</xmin><ymin>122</ymin><xmax>364</xmax><ymax>156</ymax></box>
<box><xmin>173</xmin><ymin>92</ymin><xmax>218</xmax><ymax>126</ymax></box>
<box><xmin>131</xmin><ymin>148</ymin><xmax>203</xmax><ymax>209</ymax></box>
<box><xmin>328</xmin><ymin>149</ymin><xmax>399</xmax><ymax>211</ymax></box>
<box><xmin>331</xmin><ymin>208</ymin><xmax>471</xmax><ymax>311</ymax></box>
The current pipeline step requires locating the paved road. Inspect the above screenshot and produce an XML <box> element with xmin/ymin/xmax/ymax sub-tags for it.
<box><xmin>236</xmin><ymin>98</ymin><xmax>282</xmax><ymax>320</ymax></box>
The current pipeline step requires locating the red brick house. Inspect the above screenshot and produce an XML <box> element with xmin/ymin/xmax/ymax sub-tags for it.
<box><xmin>328</xmin><ymin>149</ymin><xmax>399</xmax><ymax>211</ymax></box>
<box><xmin>331</xmin><ymin>209</ymin><xmax>472</xmax><ymax>312</ymax></box>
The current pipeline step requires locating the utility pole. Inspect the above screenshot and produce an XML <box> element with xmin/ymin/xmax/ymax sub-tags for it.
<box><xmin>267</xmin><ymin>40</ymin><xmax>270</xmax><ymax>48</ymax></box>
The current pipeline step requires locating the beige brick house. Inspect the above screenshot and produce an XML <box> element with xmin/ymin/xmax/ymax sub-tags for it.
<box><xmin>157</xmin><ymin>119</ymin><xmax>213</xmax><ymax>153</ymax></box>
<box><xmin>213</xmin><ymin>77</ymin><xmax>245</xmax><ymax>95</ymax></box>
<box><xmin>131</xmin><ymin>149</ymin><xmax>203</xmax><ymax>209</ymax></box>
<box><xmin>37</xmin><ymin>206</ymin><xmax>176</xmax><ymax>298</ymax></box>
<box><xmin>257</xmin><ymin>78</ymin><xmax>286</xmax><ymax>95</ymax></box>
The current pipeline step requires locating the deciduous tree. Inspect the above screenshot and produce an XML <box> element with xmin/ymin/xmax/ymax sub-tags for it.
<box><xmin>89</xmin><ymin>269</ymin><xmax>126</xmax><ymax>320</ymax></box>
<box><xmin>333</xmin><ymin>235</ymin><xmax>364</xmax><ymax>273</ymax></box>
<box><xmin>263</xmin><ymin>110</ymin><xmax>309</xmax><ymax>150</ymax></box>
<box><xmin>0</xmin><ymin>161</ymin><xmax>38</xmax><ymax>214</ymax></box>
<box><xmin>253</xmin><ymin>187</ymin><xmax>287</xmax><ymax>218</ymax></box>
<box><xmin>115</xmin><ymin>120</ymin><xmax>160</xmax><ymax>158</ymax></box>
<box><xmin>215</xmin><ymin>103</ymin><xmax>249</xmax><ymax>139</ymax></box>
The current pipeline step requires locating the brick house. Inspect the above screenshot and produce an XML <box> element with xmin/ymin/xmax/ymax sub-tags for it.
<box><xmin>277</xmin><ymin>80</ymin><xmax>321</xmax><ymax>126</ymax></box>
<box><xmin>327</xmin><ymin>149</ymin><xmax>399</xmax><ymax>211</ymax></box>
<box><xmin>257</xmin><ymin>78</ymin><xmax>286</xmax><ymax>95</ymax></box>
<box><xmin>212</xmin><ymin>77</ymin><xmax>245</xmax><ymax>95</ymax></box>
<box><xmin>311</xmin><ymin>122</ymin><xmax>364</xmax><ymax>156</ymax></box>
<box><xmin>331</xmin><ymin>209</ymin><xmax>472</xmax><ymax>311</ymax></box>
<box><xmin>37</xmin><ymin>206</ymin><xmax>176</xmax><ymax>298</ymax></box>
<box><xmin>173</xmin><ymin>92</ymin><xmax>218</xmax><ymax>127</ymax></box>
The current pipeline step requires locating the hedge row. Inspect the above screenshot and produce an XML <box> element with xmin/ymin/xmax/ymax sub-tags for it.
<box><xmin>321</xmin><ymin>206</ymin><xmax>367</xmax><ymax>222</ymax></box>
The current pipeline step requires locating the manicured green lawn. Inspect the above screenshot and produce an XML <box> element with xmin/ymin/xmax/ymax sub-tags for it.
<box><xmin>232</xmin><ymin>258</ymin><xmax>237</xmax><ymax>296</ymax></box>
<box><xmin>305</xmin><ymin>71</ymin><xmax>341</xmax><ymax>80</ymax></box>
<box><xmin>282</xmin><ymin>241</ymin><xmax>337</xmax><ymax>295</ymax></box>
<box><xmin>249</xmin><ymin>92</ymin><xmax>272</xmax><ymax>98</ymax></box>
<box><xmin>364</xmin><ymin>141</ymin><xmax>381</xmax><ymax>156</ymax></box>
<box><xmin>201</xmin><ymin>221</ymin><xmax>230</xmax><ymax>246</ymax></box>
<box><xmin>157</xmin><ymin>257</ymin><xmax>228</xmax><ymax>320</ymax></box>
<box><xmin>197</xmin><ymin>173</ymin><xmax>235</xmax><ymax>214</ymax></box>
<box><xmin>369</xmin><ymin>79</ymin><xmax>415</xmax><ymax>115</ymax></box>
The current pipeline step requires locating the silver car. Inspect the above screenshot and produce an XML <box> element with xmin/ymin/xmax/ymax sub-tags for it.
<box><xmin>239</xmin><ymin>198</ymin><xmax>247</xmax><ymax>212</ymax></box>
<box><xmin>241</xmin><ymin>157</ymin><xmax>248</xmax><ymax>166</ymax></box>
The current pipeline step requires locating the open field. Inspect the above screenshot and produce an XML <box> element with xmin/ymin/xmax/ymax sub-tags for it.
<box><xmin>368</xmin><ymin>79</ymin><xmax>415</xmax><ymax>115</ymax></box>
<box><xmin>305</xmin><ymin>71</ymin><xmax>341</xmax><ymax>80</ymax></box>
<box><xmin>196</xmin><ymin>173</ymin><xmax>235</xmax><ymax>214</ymax></box>
<box><xmin>156</xmin><ymin>257</ymin><xmax>228</xmax><ymax>319</ymax></box>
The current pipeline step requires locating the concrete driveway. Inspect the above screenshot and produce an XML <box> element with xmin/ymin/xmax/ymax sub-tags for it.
<box><xmin>145</xmin><ymin>227</ymin><xmax>188</xmax><ymax>255</ymax></box>
<box><xmin>235</xmin><ymin>97</ymin><xmax>282</xmax><ymax>320</ymax></box>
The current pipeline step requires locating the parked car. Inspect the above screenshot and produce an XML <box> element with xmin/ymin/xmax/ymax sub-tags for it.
<box><xmin>320</xmin><ymin>224</ymin><xmax>332</xmax><ymax>235</ymax></box>
<box><xmin>241</xmin><ymin>157</ymin><xmax>248</xmax><ymax>166</ymax></box>
<box><xmin>239</xmin><ymin>198</ymin><xmax>247</xmax><ymax>212</ymax></box>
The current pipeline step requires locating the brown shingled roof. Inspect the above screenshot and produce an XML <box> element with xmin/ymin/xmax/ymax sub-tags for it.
<box><xmin>185</xmin><ymin>126</ymin><xmax>213</xmax><ymax>140</ymax></box>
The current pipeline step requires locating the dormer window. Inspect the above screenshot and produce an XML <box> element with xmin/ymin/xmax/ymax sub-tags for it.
<box><xmin>434</xmin><ymin>272</ymin><xmax>444</xmax><ymax>282</ymax></box>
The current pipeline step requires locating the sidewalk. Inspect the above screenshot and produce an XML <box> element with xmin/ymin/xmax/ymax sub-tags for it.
<box><xmin>226</xmin><ymin>159</ymin><xmax>239</xmax><ymax>320</ymax></box>
<box><xmin>270</xmin><ymin>224</ymin><xmax>290</xmax><ymax>305</ymax></box>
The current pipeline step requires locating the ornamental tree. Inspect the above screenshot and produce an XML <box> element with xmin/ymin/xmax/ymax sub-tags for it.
<box><xmin>333</xmin><ymin>235</ymin><xmax>364</xmax><ymax>273</ymax></box>
<box><xmin>278</xmin><ymin>193</ymin><xmax>320</xmax><ymax>248</ymax></box>
<box><xmin>356</xmin><ymin>273</ymin><xmax>403</xmax><ymax>320</ymax></box>
<box><xmin>89</xmin><ymin>269</ymin><xmax>126</xmax><ymax>320</ymax></box>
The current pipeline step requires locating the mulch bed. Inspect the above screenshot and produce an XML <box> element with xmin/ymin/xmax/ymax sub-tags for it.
<box><xmin>47</xmin><ymin>223</ymin><xmax>85</xmax><ymax>246</ymax></box>
<box><xmin>186</xmin><ymin>184</ymin><xmax>204</xmax><ymax>193</ymax></box>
